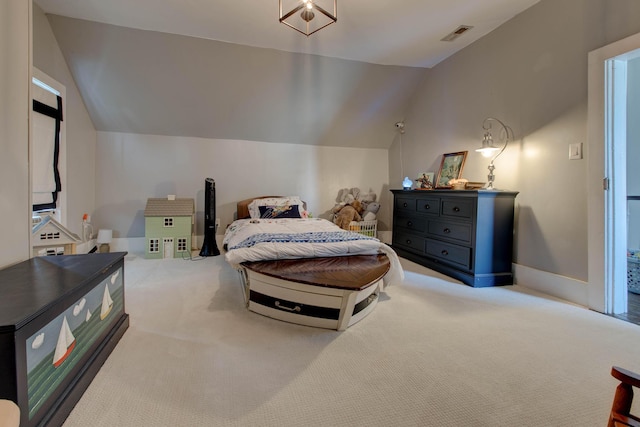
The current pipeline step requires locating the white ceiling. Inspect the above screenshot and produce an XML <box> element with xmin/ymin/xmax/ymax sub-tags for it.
<box><xmin>34</xmin><ymin>0</ymin><xmax>540</xmax><ymax>68</ymax></box>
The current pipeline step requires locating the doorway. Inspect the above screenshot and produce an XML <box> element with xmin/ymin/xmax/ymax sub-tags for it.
<box><xmin>587</xmin><ymin>32</ymin><xmax>640</xmax><ymax>320</ymax></box>
<box><xmin>614</xmin><ymin>57</ymin><xmax>640</xmax><ymax>324</ymax></box>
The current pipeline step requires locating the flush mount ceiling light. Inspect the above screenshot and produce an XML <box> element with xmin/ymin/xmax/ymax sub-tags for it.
<box><xmin>279</xmin><ymin>0</ymin><xmax>337</xmax><ymax>36</ymax></box>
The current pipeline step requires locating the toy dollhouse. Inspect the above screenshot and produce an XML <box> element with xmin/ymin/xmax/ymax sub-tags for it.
<box><xmin>32</xmin><ymin>215</ymin><xmax>81</xmax><ymax>257</ymax></box>
<box><xmin>144</xmin><ymin>196</ymin><xmax>195</xmax><ymax>259</ymax></box>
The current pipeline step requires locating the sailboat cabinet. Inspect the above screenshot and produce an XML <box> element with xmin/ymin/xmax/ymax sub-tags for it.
<box><xmin>0</xmin><ymin>252</ymin><xmax>129</xmax><ymax>427</ymax></box>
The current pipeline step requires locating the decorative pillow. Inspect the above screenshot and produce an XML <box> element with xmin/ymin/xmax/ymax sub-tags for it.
<box><xmin>258</xmin><ymin>204</ymin><xmax>301</xmax><ymax>219</ymax></box>
<box><xmin>248</xmin><ymin>196</ymin><xmax>303</xmax><ymax>218</ymax></box>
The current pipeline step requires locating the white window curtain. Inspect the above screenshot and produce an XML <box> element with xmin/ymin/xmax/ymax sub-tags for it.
<box><xmin>32</xmin><ymin>81</ymin><xmax>63</xmax><ymax>211</ymax></box>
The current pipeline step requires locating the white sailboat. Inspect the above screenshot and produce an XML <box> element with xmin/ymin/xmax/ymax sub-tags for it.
<box><xmin>53</xmin><ymin>316</ymin><xmax>76</xmax><ymax>368</ymax></box>
<box><xmin>86</xmin><ymin>309</ymin><xmax>92</xmax><ymax>322</ymax></box>
<box><xmin>100</xmin><ymin>284</ymin><xmax>114</xmax><ymax>320</ymax></box>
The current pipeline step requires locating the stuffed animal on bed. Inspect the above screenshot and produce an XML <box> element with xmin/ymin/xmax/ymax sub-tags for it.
<box><xmin>362</xmin><ymin>202</ymin><xmax>380</xmax><ymax>221</ymax></box>
<box><xmin>358</xmin><ymin>189</ymin><xmax>377</xmax><ymax>207</ymax></box>
<box><xmin>333</xmin><ymin>199</ymin><xmax>364</xmax><ymax>230</ymax></box>
<box><xmin>336</xmin><ymin>188</ymin><xmax>356</xmax><ymax>206</ymax></box>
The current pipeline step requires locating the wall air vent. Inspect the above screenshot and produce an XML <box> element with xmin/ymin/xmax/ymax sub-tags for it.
<box><xmin>441</xmin><ymin>25</ymin><xmax>473</xmax><ymax>42</ymax></box>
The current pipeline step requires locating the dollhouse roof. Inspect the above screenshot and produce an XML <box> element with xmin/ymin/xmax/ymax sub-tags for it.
<box><xmin>144</xmin><ymin>198</ymin><xmax>194</xmax><ymax>217</ymax></box>
<box><xmin>32</xmin><ymin>216</ymin><xmax>81</xmax><ymax>244</ymax></box>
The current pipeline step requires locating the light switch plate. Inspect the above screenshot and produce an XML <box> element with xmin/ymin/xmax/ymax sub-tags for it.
<box><xmin>569</xmin><ymin>142</ymin><xmax>582</xmax><ymax>160</ymax></box>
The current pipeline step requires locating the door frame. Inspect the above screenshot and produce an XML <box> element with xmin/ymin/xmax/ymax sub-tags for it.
<box><xmin>587</xmin><ymin>32</ymin><xmax>640</xmax><ymax>313</ymax></box>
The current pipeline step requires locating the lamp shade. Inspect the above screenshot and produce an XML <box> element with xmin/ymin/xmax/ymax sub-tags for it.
<box><xmin>475</xmin><ymin>117</ymin><xmax>513</xmax><ymax>190</ymax></box>
<box><xmin>97</xmin><ymin>229</ymin><xmax>112</xmax><ymax>244</ymax></box>
<box><xmin>476</xmin><ymin>131</ymin><xmax>501</xmax><ymax>158</ymax></box>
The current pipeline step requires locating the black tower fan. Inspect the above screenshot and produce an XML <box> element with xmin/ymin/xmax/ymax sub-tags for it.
<box><xmin>199</xmin><ymin>178</ymin><xmax>220</xmax><ymax>256</ymax></box>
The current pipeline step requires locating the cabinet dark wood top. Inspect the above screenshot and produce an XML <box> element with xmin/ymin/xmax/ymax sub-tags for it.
<box><xmin>391</xmin><ymin>189</ymin><xmax>519</xmax><ymax>197</ymax></box>
<box><xmin>0</xmin><ymin>252</ymin><xmax>127</xmax><ymax>331</ymax></box>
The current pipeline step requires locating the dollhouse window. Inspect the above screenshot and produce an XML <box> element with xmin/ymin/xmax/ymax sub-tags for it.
<box><xmin>149</xmin><ymin>239</ymin><xmax>159</xmax><ymax>253</ymax></box>
<box><xmin>163</xmin><ymin>218</ymin><xmax>174</xmax><ymax>227</ymax></box>
<box><xmin>177</xmin><ymin>238</ymin><xmax>187</xmax><ymax>252</ymax></box>
<box><xmin>40</xmin><ymin>232</ymin><xmax>60</xmax><ymax>240</ymax></box>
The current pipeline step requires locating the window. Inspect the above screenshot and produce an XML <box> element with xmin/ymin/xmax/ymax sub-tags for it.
<box><xmin>32</xmin><ymin>68</ymin><xmax>67</xmax><ymax>226</ymax></box>
<box><xmin>177</xmin><ymin>238</ymin><xmax>187</xmax><ymax>252</ymax></box>
<box><xmin>164</xmin><ymin>218</ymin><xmax>174</xmax><ymax>227</ymax></box>
<box><xmin>149</xmin><ymin>239</ymin><xmax>159</xmax><ymax>253</ymax></box>
<box><xmin>32</xmin><ymin>76</ymin><xmax>63</xmax><ymax>212</ymax></box>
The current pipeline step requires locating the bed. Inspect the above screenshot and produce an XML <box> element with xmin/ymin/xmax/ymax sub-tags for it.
<box><xmin>223</xmin><ymin>196</ymin><xmax>404</xmax><ymax>330</ymax></box>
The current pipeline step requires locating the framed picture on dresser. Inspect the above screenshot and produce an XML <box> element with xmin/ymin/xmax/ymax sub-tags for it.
<box><xmin>435</xmin><ymin>151</ymin><xmax>467</xmax><ymax>188</ymax></box>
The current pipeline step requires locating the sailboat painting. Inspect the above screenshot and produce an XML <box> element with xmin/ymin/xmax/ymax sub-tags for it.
<box><xmin>25</xmin><ymin>267</ymin><xmax>124</xmax><ymax>420</ymax></box>
<box><xmin>100</xmin><ymin>284</ymin><xmax>114</xmax><ymax>320</ymax></box>
<box><xmin>52</xmin><ymin>316</ymin><xmax>76</xmax><ymax>368</ymax></box>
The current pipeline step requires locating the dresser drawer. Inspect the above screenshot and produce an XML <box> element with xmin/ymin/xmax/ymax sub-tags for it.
<box><xmin>416</xmin><ymin>197</ymin><xmax>440</xmax><ymax>215</ymax></box>
<box><xmin>425</xmin><ymin>239</ymin><xmax>471</xmax><ymax>269</ymax></box>
<box><xmin>441</xmin><ymin>198</ymin><xmax>474</xmax><ymax>220</ymax></box>
<box><xmin>395</xmin><ymin>197</ymin><xmax>416</xmax><ymax>213</ymax></box>
<box><xmin>427</xmin><ymin>219</ymin><xmax>472</xmax><ymax>244</ymax></box>
<box><xmin>393</xmin><ymin>231</ymin><xmax>425</xmax><ymax>253</ymax></box>
<box><xmin>394</xmin><ymin>216</ymin><xmax>425</xmax><ymax>232</ymax></box>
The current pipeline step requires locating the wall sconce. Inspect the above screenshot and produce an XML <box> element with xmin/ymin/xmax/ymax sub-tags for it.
<box><xmin>279</xmin><ymin>0</ymin><xmax>337</xmax><ymax>36</ymax></box>
<box><xmin>476</xmin><ymin>117</ymin><xmax>513</xmax><ymax>190</ymax></box>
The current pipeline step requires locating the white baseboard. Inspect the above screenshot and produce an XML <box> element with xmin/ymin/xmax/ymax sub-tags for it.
<box><xmin>110</xmin><ymin>235</ymin><xmax>225</xmax><ymax>257</ymax></box>
<box><xmin>110</xmin><ymin>237</ymin><xmax>146</xmax><ymax>255</ymax></box>
<box><xmin>513</xmin><ymin>263</ymin><xmax>588</xmax><ymax>307</ymax></box>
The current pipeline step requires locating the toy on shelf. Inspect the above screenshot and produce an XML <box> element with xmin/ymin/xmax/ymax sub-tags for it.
<box><xmin>31</xmin><ymin>214</ymin><xmax>81</xmax><ymax>257</ymax></box>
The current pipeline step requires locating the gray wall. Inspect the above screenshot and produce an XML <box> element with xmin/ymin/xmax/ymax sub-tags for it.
<box><xmin>45</xmin><ymin>15</ymin><xmax>425</xmax><ymax>150</ymax></box>
<box><xmin>0</xmin><ymin>1</ymin><xmax>31</xmax><ymax>268</ymax></box>
<box><xmin>40</xmin><ymin>13</ymin><xmax>427</xmax><ymax>241</ymax></box>
<box><xmin>392</xmin><ymin>0</ymin><xmax>640</xmax><ymax>282</ymax></box>
<box><xmin>24</xmin><ymin>0</ymin><xmax>640</xmax><ymax>278</ymax></box>
<box><xmin>94</xmin><ymin>132</ymin><xmax>391</xmax><ymax>241</ymax></box>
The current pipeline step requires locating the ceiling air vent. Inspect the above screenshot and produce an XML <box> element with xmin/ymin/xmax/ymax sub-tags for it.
<box><xmin>441</xmin><ymin>25</ymin><xmax>473</xmax><ymax>42</ymax></box>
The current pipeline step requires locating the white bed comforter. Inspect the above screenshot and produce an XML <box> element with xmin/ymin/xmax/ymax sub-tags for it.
<box><xmin>223</xmin><ymin>218</ymin><xmax>404</xmax><ymax>286</ymax></box>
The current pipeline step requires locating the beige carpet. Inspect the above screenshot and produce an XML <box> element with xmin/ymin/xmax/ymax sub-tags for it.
<box><xmin>62</xmin><ymin>254</ymin><xmax>640</xmax><ymax>426</ymax></box>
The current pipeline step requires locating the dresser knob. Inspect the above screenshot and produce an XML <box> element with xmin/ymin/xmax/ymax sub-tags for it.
<box><xmin>441</xmin><ymin>250</ymin><xmax>449</xmax><ymax>256</ymax></box>
<box><xmin>407</xmin><ymin>221</ymin><xmax>413</xmax><ymax>227</ymax></box>
<box><xmin>424</xmin><ymin>204</ymin><xmax>430</xmax><ymax>210</ymax></box>
<box><xmin>453</xmin><ymin>206</ymin><xmax>460</xmax><ymax>212</ymax></box>
<box><xmin>443</xmin><ymin>228</ymin><xmax>451</xmax><ymax>234</ymax></box>
<box><xmin>403</xmin><ymin>202</ymin><xmax>408</xmax><ymax>208</ymax></box>
<box><xmin>406</xmin><ymin>239</ymin><xmax>412</xmax><ymax>245</ymax></box>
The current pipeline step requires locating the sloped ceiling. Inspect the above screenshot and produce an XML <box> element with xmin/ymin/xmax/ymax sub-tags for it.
<box><xmin>36</xmin><ymin>0</ymin><xmax>541</xmax><ymax>68</ymax></box>
<box><xmin>46</xmin><ymin>15</ymin><xmax>426</xmax><ymax>148</ymax></box>
<box><xmin>39</xmin><ymin>1</ymin><xmax>540</xmax><ymax>148</ymax></box>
